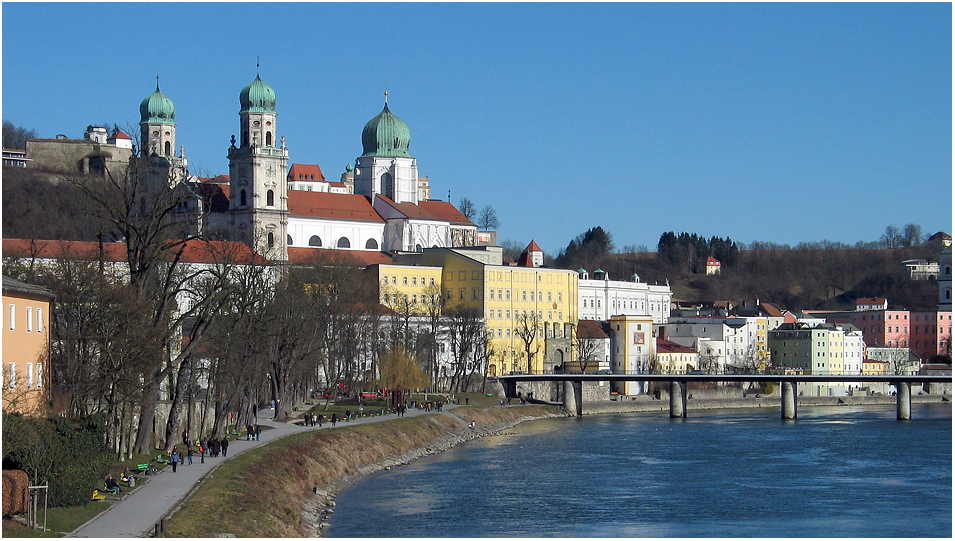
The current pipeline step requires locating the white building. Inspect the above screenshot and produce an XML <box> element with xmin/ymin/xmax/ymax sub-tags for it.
<box><xmin>577</xmin><ymin>270</ymin><xmax>671</xmax><ymax>324</ymax></box>
<box><xmin>664</xmin><ymin>316</ymin><xmax>762</xmax><ymax>373</ymax></box>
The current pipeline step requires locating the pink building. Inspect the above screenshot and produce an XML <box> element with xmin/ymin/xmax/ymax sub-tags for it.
<box><xmin>848</xmin><ymin>309</ymin><xmax>910</xmax><ymax>348</ymax></box>
<box><xmin>910</xmin><ymin>311</ymin><xmax>953</xmax><ymax>360</ymax></box>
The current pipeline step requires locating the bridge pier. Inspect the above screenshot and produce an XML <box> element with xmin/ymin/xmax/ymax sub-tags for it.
<box><xmin>669</xmin><ymin>380</ymin><xmax>687</xmax><ymax>418</ymax></box>
<box><xmin>896</xmin><ymin>381</ymin><xmax>911</xmax><ymax>420</ymax></box>
<box><xmin>501</xmin><ymin>379</ymin><xmax>517</xmax><ymax>399</ymax></box>
<box><xmin>563</xmin><ymin>380</ymin><xmax>582</xmax><ymax>416</ymax></box>
<box><xmin>781</xmin><ymin>381</ymin><xmax>797</xmax><ymax>420</ymax></box>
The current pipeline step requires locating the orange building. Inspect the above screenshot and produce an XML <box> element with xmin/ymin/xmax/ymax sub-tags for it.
<box><xmin>2</xmin><ymin>276</ymin><xmax>54</xmax><ymax>416</ymax></box>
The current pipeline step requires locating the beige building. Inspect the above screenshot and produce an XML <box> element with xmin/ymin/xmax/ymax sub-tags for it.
<box><xmin>2</xmin><ymin>276</ymin><xmax>54</xmax><ymax>416</ymax></box>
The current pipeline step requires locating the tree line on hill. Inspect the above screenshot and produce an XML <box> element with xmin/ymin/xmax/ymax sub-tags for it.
<box><xmin>529</xmin><ymin>224</ymin><xmax>944</xmax><ymax>312</ymax></box>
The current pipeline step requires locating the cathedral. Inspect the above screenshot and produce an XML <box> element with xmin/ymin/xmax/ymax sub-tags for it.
<box><xmin>138</xmin><ymin>72</ymin><xmax>477</xmax><ymax>262</ymax></box>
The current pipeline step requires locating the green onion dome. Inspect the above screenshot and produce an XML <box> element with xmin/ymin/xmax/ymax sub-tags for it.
<box><xmin>239</xmin><ymin>74</ymin><xmax>276</xmax><ymax>113</ymax></box>
<box><xmin>139</xmin><ymin>84</ymin><xmax>176</xmax><ymax>124</ymax></box>
<box><xmin>361</xmin><ymin>103</ymin><xmax>412</xmax><ymax>158</ymax></box>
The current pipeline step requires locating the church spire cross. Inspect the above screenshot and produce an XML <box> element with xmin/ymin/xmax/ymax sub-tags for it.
<box><xmin>384</xmin><ymin>83</ymin><xmax>388</xmax><ymax>105</ymax></box>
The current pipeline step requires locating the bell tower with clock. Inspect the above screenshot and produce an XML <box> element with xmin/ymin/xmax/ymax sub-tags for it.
<box><xmin>228</xmin><ymin>69</ymin><xmax>289</xmax><ymax>260</ymax></box>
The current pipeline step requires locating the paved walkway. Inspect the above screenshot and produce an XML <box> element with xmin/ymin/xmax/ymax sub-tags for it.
<box><xmin>68</xmin><ymin>405</ymin><xmax>442</xmax><ymax>538</ymax></box>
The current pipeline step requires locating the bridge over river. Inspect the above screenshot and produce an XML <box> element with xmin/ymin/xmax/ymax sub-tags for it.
<box><xmin>495</xmin><ymin>373</ymin><xmax>952</xmax><ymax>420</ymax></box>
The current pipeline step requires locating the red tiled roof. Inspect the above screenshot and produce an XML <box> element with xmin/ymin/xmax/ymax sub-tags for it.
<box><xmin>657</xmin><ymin>338</ymin><xmax>698</xmax><ymax>354</ymax></box>
<box><xmin>2</xmin><ymin>238</ymin><xmax>269</xmax><ymax>265</ymax></box>
<box><xmin>375</xmin><ymin>197</ymin><xmax>474</xmax><ymax>226</ymax></box>
<box><xmin>577</xmin><ymin>319</ymin><xmax>608</xmax><ymax>339</ymax></box>
<box><xmin>856</xmin><ymin>297</ymin><xmax>887</xmax><ymax>305</ymax></box>
<box><xmin>109</xmin><ymin>130</ymin><xmax>132</xmax><ymax>140</ymax></box>
<box><xmin>197</xmin><ymin>182</ymin><xmax>230</xmax><ymax>213</ymax></box>
<box><xmin>287</xmin><ymin>247</ymin><xmax>393</xmax><ymax>267</ymax></box>
<box><xmin>199</xmin><ymin>175</ymin><xmax>231</xmax><ymax>185</ymax></box>
<box><xmin>288</xmin><ymin>192</ymin><xmax>384</xmax><ymax>222</ymax></box>
<box><xmin>416</xmin><ymin>200</ymin><xmax>474</xmax><ymax>225</ymax></box>
<box><xmin>706</xmin><ymin>256</ymin><xmax>721</xmax><ymax>265</ymax></box>
<box><xmin>287</xmin><ymin>163</ymin><xmax>326</xmax><ymax>182</ymax></box>
<box><xmin>525</xmin><ymin>240</ymin><xmax>542</xmax><ymax>253</ymax></box>
<box><xmin>328</xmin><ymin>181</ymin><xmax>346</xmax><ymax>188</ymax></box>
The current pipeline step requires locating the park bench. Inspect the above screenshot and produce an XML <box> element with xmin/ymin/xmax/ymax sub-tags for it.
<box><xmin>137</xmin><ymin>463</ymin><xmax>158</xmax><ymax>475</ymax></box>
<box><xmin>155</xmin><ymin>455</ymin><xmax>170</xmax><ymax>464</ymax></box>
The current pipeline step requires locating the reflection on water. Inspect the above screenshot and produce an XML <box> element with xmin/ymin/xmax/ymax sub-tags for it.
<box><xmin>327</xmin><ymin>404</ymin><xmax>952</xmax><ymax>538</ymax></box>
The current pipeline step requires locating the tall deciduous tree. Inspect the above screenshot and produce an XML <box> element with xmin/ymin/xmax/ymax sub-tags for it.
<box><xmin>458</xmin><ymin>197</ymin><xmax>476</xmax><ymax>221</ymax></box>
<box><xmin>478</xmin><ymin>205</ymin><xmax>500</xmax><ymax>231</ymax></box>
<box><xmin>514</xmin><ymin>311</ymin><xmax>543</xmax><ymax>373</ymax></box>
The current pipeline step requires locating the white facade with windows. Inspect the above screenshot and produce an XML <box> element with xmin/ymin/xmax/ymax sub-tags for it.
<box><xmin>578</xmin><ymin>271</ymin><xmax>672</xmax><ymax>324</ymax></box>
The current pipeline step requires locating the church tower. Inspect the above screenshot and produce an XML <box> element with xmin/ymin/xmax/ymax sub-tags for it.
<box><xmin>228</xmin><ymin>70</ymin><xmax>289</xmax><ymax>260</ymax></box>
<box><xmin>354</xmin><ymin>90</ymin><xmax>420</xmax><ymax>204</ymax></box>
<box><xmin>139</xmin><ymin>80</ymin><xmax>177</xmax><ymax>158</ymax></box>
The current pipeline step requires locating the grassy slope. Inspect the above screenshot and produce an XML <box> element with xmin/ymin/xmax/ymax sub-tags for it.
<box><xmin>163</xmin><ymin>405</ymin><xmax>557</xmax><ymax>538</ymax></box>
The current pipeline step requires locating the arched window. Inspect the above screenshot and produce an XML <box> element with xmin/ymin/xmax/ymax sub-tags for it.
<box><xmin>381</xmin><ymin>172</ymin><xmax>393</xmax><ymax>198</ymax></box>
<box><xmin>267</xmin><ymin>232</ymin><xmax>274</xmax><ymax>248</ymax></box>
<box><xmin>309</xmin><ymin>235</ymin><xmax>322</xmax><ymax>247</ymax></box>
<box><xmin>287</xmin><ymin>235</ymin><xmax>293</xmax><ymax>246</ymax></box>
<box><xmin>164</xmin><ymin>141</ymin><xmax>171</xmax><ymax>156</ymax></box>
<box><xmin>365</xmin><ymin>238</ymin><xmax>378</xmax><ymax>250</ymax></box>
<box><xmin>415</xmin><ymin>244</ymin><xmax>422</xmax><ymax>252</ymax></box>
<box><xmin>267</xmin><ymin>190</ymin><xmax>274</xmax><ymax>206</ymax></box>
<box><xmin>337</xmin><ymin>237</ymin><xmax>351</xmax><ymax>249</ymax></box>
<box><xmin>266</xmin><ymin>132</ymin><xmax>272</xmax><ymax>146</ymax></box>
<box><xmin>240</xmin><ymin>189</ymin><xmax>247</xmax><ymax>206</ymax></box>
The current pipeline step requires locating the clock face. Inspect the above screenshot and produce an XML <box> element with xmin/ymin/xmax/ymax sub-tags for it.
<box><xmin>266</xmin><ymin>164</ymin><xmax>276</xmax><ymax>178</ymax></box>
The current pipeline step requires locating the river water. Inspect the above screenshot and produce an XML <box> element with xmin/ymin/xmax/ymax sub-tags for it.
<box><xmin>326</xmin><ymin>404</ymin><xmax>951</xmax><ymax>538</ymax></box>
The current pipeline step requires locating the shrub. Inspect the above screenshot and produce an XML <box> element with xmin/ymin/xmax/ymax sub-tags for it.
<box><xmin>2</xmin><ymin>413</ymin><xmax>113</xmax><ymax>507</ymax></box>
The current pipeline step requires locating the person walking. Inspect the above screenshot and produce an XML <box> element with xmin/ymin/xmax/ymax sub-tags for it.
<box><xmin>317</xmin><ymin>414</ymin><xmax>324</xmax><ymax>427</ymax></box>
<box><xmin>255</xmin><ymin>425</ymin><xmax>261</xmax><ymax>441</ymax></box>
<box><xmin>221</xmin><ymin>436</ymin><xmax>229</xmax><ymax>457</ymax></box>
<box><xmin>331</xmin><ymin>413</ymin><xmax>337</xmax><ymax>427</ymax></box>
<box><xmin>170</xmin><ymin>449</ymin><xmax>179</xmax><ymax>473</ymax></box>
<box><xmin>187</xmin><ymin>446</ymin><xmax>193</xmax><ymax>465</ymax></box>
<box><xmin>199</xmin><ymin>441</ymin><xmax>205</xmax><ymax>464</ymax></box>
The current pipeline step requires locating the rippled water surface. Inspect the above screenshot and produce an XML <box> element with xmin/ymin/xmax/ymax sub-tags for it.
<box><xmin>326</xmin><ymin>404</ymin><xmax>952</xmax><ymax>537</ymax></box>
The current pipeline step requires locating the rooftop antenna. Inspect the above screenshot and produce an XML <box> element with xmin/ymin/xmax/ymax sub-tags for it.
<box><xmin>384</xmin><ymin>82</ymin><xmax>389</xmax><ymax>105</ymax></box>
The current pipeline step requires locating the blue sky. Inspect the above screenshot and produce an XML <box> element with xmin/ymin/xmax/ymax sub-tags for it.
<box><xmin>3</xmin><ymin>3</ymin><xmax>951</xmax><ymax>254</ymax></box>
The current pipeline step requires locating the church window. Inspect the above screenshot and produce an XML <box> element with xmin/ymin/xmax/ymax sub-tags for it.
<box><xmin>287</xmin><ymin>235</ymin><xmax>292</xmax><ymax>246</ymax></box>
<box><xmin>267</xmin><ymin>190</ymin><xmax>275</xmax><ymax>206</ymax></box>
<box><xmin>415</xmin><ymin>244</ymin><xmax>422</xmax><ymax>252</ymax></box>
<box><xmin>366</xmin><ymin>238</ymin><xmax>379</xmax><ymax>250</ymax></box>
<box><xmin>338</xmin><ymin>237</ymin><xmax>350</xmax><ymax>248</ymax></box>
<box><xmin>267</xmin><ymin>232</ymin><xmax>274</xmax><ymax>248</ymax></box>
<box><xmin>240</xmin><ymin>190</ymin><xmax>247</xmax><ymax>207</ymax></box>
<box><xmin>380</xmin><ymin>172</ymin><xmax>394</xmax><ymax>199</ymax></box>
<box><xmin>309</xmin><ymin>235</ymin><xmax>322</xmax><ymax>247</ymax></box>
<box><xmin>266</xmin><ymin>132</ymin><xmax>272</xmax><ymax>146</ymax></box>
<box><xmin>164</xmin><ymin>141</ymin><xmax>171</xmax><ymax>156</ymax></box>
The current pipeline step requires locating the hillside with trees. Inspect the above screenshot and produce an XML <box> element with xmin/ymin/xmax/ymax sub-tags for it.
<box><xmin>548</xmin><ymin>226</ymin><xmax>946</xmax><ymax>312</ymax></box>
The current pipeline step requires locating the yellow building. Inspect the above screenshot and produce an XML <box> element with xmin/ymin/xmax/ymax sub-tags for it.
<box><xmin>608</xmin><ymin>314</ymin><xmax>656</xmax><ymax>395</ymax></box>
<box><xmin>2</xmin><ymin>277</ymin><xmax>53</xmax><ymax>416</ymax></box>
<box><xmin>423</xmin><ymin>242</ymin><xmax>578</xmax><ymax>376</ymax></box>
<box><xmin>368</xmin><ymin>264</ymin><xmax>444</xmax><ymax>315</ymax></box>
<box><xmin>655</xmin><ymin>338</ymin><xmax>698</xmax><ymax>374</ymax></box>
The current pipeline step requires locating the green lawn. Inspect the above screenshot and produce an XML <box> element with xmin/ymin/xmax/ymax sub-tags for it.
<box><xmin>2</xmin><ymin>500</ymin><xmax>110</xmax><ymax>537</ymax></box>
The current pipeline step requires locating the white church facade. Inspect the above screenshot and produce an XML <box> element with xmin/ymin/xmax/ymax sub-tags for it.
<box><xmin>143</xmin><ymin>72</ymin><xmax>476</xmax><ymax>261</ymax></box>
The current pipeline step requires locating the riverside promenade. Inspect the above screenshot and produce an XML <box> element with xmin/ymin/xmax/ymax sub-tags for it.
<box><xmin>68</xmin><ymin>406</ymin><xmax>438</xmax><ymax>538</ymax></box>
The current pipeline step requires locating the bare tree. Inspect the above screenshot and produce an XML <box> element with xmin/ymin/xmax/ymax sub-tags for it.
<box><xmin>478</xmin><ymin>205</ymin><xmax>500</xmax><ymax>231</ymax></box>
<box><xmin>574</xmin><ymin>334</ymin><xmax>600</xmax><ymax>374</ymax></box>
<box><xmin>880</xmin><ymin>225</ymin><xmax>904</xmax><ymax>249</ymax></box>
<box><xmin>514</xmin><ymin>311</ymin><xmax>543</xmax><ymax>373</ymax></box>
<box><xmin>458</xmin><ymin>197</ymin><xmax>476</xmax><ymax>221</ymax></box>
<box><xmin>444</xmin><ymin>304</ymin><xmax>484</xmax><ymax>392</ymax></box>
